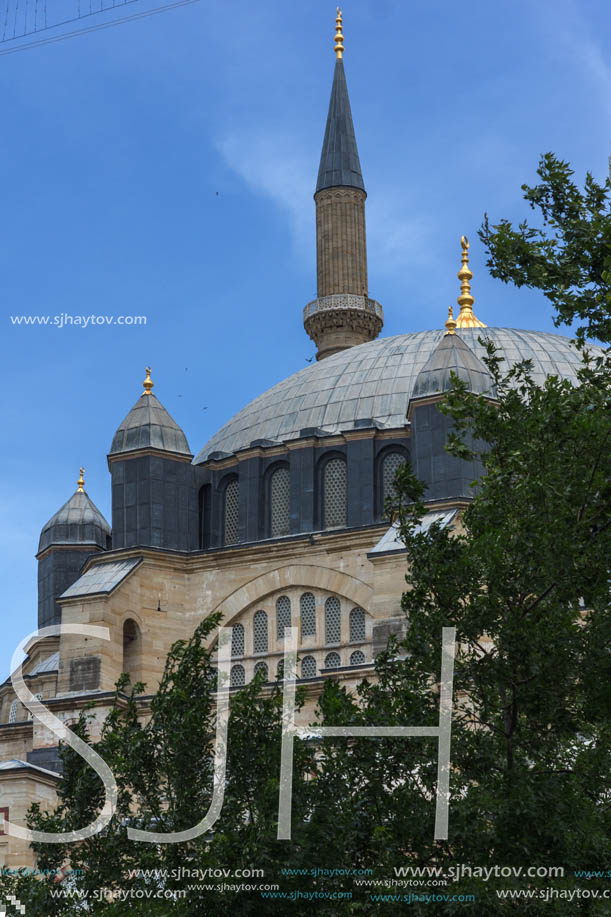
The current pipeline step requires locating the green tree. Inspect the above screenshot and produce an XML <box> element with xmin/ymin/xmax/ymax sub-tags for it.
<box><xmin>2</xmin><ymin>153</ymin><xmax>610</xmax><ymax>917</ymax></box>
<box><xmin>480</xmin><ymin>152</ymin><xmax>611</xmax><ymax>344</ymax></box>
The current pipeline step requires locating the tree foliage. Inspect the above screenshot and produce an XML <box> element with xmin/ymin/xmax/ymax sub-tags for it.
<box><xmin>1</xmin><ymin>153</ymin><xmax>610</xmax><ymax>915</ymax></box>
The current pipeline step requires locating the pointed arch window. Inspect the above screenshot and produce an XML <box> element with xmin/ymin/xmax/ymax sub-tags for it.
<box><xmin>8</xmin><ymin>700</ymin><xmax>19</xmax><ymax>723</ymax></box>
<box><xmin>231</xmin><ymin>623</ymin><xmax>245</xmax><ymax>658</ymax></box>
<box><xmin>269</xmin><ymin>465</ymin><xmax>290</xmax><ymax>538</ymax></box>
<box><xmin>322</xmin><ymin>457</ymin><xmax>347</xmax><ymax>529</ymax></box>
<box><xmin>380</xmin><ymin>451</ymin><xmax>407</xmax><ymax>516</ymax></box>
<box><xmin>254</xmin><ymin>661</ymin><xmax>269</xmax><ymax>681</ymax></box>
<box><xmin>253</xmin><ymin>611</ymin><xmax>268</xmax><ymax>654</ymax></box>
<box><xmin>276</xmin><ymin>595</ymin><xmax>291</xmax><ymax>640</ymax></box>
<box><xmin>300</xmin><ymin>592</ymin><xmax>316</xmax><ymax>638</ymax></box>
<box><xmin>28</xmin><ymin>694</ymin><xmax>43</xmax><ymax>721</ymax></box>
<box><xmin>325</xmin><ymin>596</ymin><xmax>341</xmax><ymax>645</ymax></box>
<box><xmin>223</xmin><ymin>477</ymin><xmax>240</xmax><ymax>546</ymax></box>
<box><xmin>349</xmin><ymin>607</ymin><xmax>366</xmax><ymax>642</ymax></box>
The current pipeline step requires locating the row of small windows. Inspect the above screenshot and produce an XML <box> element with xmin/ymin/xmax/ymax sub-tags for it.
<box><xmin>7</xmin><ymin>694</ymin><xmax>43</xmax><ymax>724</ymax></box>
<box><xmin>230</xmin><ymin>595</ymin><xmax>367</xmax><ymax>658</ymax></box>
<box><xmin>218</xmin><ymin>450</ymin><xmax>407</xmax><ymax>546</ymax></box>
<box><xmin>229</xmin><ymin>649</ymin><xmax>368</xmax><ymax>687</ymax></box>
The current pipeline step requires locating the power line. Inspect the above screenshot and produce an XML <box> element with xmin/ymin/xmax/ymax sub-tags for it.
<box><xmin>0</xmin><ymin>0</ymin><xmax>199</xmax><ymax>54</ymax></box>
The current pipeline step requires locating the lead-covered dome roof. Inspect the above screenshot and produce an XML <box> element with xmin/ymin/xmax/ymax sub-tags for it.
<box><xmin>110</xmin><ymin>393</ymin><xmax>192</xmax><ymax>458</ymax></box>
<box><xmin>195</xmin><ymin>328</ymin><xmax>588</xmax><ymax>463</ymax></box>
<box><xmin>38</xmin><ymin>490</ymin><xmax>111</xmax><ymax>554</ymax></box>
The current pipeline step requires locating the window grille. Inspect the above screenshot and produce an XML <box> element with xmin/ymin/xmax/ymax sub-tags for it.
<box><xmin>253</xmin><ymin>610</ymin><xmax>268</xmax><ymax>654</ymax></box>
<box><xmin>300</xmin><ymin>592</ymin><xmax>316</xmax><ymax>638</ymax></box>
<box><xmin>230</xmin><ymin>664</ymin><xmax>245</xmax><ymax>687</ymax></box>
<box><xmin>28</xmin><ymin>693</ymin><xmax>43</xmax><ymax>721</ymax></box>
<box><xmin>8</xmin><ymin>700</ymin><xmax>18</xmax><ymax>723</ymax></box>
<box><xmin>324</xmin><ymin>652</ymin><xmax>341</xmax><ymax>669</ymax></box>
<box><xmin>223</xmin><ymin>478</ymin><xmax>240</xmax><ymax>546</ymax></box>
<box><xmin>382</xmin><ymin>452</ymin><xmax>406</xmax><ymax>506</ymax></box>
<box><xmin>325</xmin><ymin>596</ymin><xmax>341</xmax><ymax>644</ymax></box>
<box><xmin>276</xmin><ymin>595</ymin><xmax>291</xmax><ymax>640</ymax></box>
<box><xmin>349</xmin><ymin>607</ymin><xmax>366</xmax><ymax>642</ymax></box>
<box><xmin>254</xmin><ymin>661</ymin><xmax>268</xmax><ymax>680</ymax></box>
<box><xmin>350</xmin><ymin>650</ymin><xmax>366</xmax><ymax>666</ymax></box>
<box><xmin>276</xmin><ymin>659</ymin><xmax>284</xmax><ymax>680</ymax></box>
<box><xmin>323</xmin><ymin>458</ymin><xmax>347</xmax><ymax>528</ymax></box>
<box><xmin>231</xmin><ymin>623</ymin><xmax>245</xmax><ymax>658</ymax></box>
<box><xmin>301</xmin><ymin>656</ymin><xmax>316</xmax><ymax>678</ymax></box>
<box><xmin>270</xmin><ymin>466</ymin><xmax>290</xmax><ymax>537</ymax></box>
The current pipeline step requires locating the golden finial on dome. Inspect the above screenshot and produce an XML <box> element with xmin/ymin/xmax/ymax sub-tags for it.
<box><xmin>334</xmin><ymin>7</ymin><xmax>344</xmax><ymax>59</ymax></box>
<box><xmin>77</xmin><ymin>467</ymin><xmax>85</xmax><ymax>493</ymax></box>
<box><xmin>445</xmin><ymin>306</ymin><xmax>457</xmax><ymax>335</ymax></box>
<box><xmin>143</xmin><ymin>366</ymin><xmax>154</xmax><ymax>395</ymax></box>
<box><xmin>455</xmin><ymin>235</ymin><xmax>486</xmax><ymax>329</ymax></box>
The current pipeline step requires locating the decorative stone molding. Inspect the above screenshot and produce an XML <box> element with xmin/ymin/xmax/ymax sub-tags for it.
<box><xmin>303</xmin><ymin>294</ymin><xmax>383</xmax><ymax>321</ymax></box>
<box><xmin>304</xmin><ymin>296</ymin><xmax>384</xmax><ymax>360</ymax></box>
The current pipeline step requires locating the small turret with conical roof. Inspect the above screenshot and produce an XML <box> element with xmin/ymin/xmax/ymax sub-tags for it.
<box><xmin>303</xmin><ymin>9</ymin><xmax>383</xmax><ymax>360</ymax></box>
<box><xmin>108</xmin><ymin>369</ymin><xmax>197</xmax><ymax>551</ymax></box>
<box><xmin>406</xmin><ymin>239</ymin><xmax>496</xmax><ymax>504</ymax></box>
<box><xmin>109</xmin><ymin>367</ymin><xmax>192</xmax><ymax>459</ymax></box>
<box><xmin>37</xmin><ymin>468</ymin><xmax>111</xmax><ymax>628</ymax></box>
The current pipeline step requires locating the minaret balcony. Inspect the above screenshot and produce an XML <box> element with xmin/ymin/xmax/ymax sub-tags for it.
<box><xmin>303</xmin><ymin>294</ymin><xmax>383</xmax><ymax>322</ymax></box>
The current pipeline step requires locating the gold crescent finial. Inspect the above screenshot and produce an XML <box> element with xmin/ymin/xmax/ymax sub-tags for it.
<box><xmin>334</xmin><ymin>7</ymin><xmax>344</xmax><ymax>59</ymax></box>
<box><xmin>143</xmin><ymin>366</ymin><xmax>154</xmax><ymax>395</ymax></box>
<box><xmin>445</xmin><ymin>306</ymin><xmax>457</xmax><ymax>335</ymax></box>
<box><xmin>455</xmin><ymin>235</ymin><xmax>487</xmax><ymax>328</ymax></box>
<box><xmin>77</xmin><ymin>467</ymin><xmax>85</xmax><ymax>493</ymax></box>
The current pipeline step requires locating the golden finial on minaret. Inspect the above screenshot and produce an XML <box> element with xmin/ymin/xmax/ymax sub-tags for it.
<box><xmin>334</xmin><ymin>7</ymin><xmax>344</xmax><ymax>59</ymax></box>
<box><xmin>445</xmin><ymin>306</ymin><xmax>457</xmax><ymax>335</ymax></box>
<box><xmin>77</xmin><ymin>467</ymin><xmax>85</xmax><ymax>493</ymax></box>
<box><xmin>143</xmin><ymin>366</ymin><xmax>154</xmax><ymax>395</ymax></box>
<box><xmin>455</xmin><ymin>236</ymin><xmax>486</xmax><ymax>328</ymax></box>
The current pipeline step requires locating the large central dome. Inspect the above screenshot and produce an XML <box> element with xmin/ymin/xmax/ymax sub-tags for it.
<box><xmin>195</xmin><ymin>327</ymin><xmax>585</xmax><ymax>462</ymax></box>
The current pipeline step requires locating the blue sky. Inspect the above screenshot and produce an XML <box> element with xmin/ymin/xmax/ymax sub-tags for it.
<box><xmin>1</xmin><ymin>0</ymin><xmax>610</xmax><ymax>677</ymax></box>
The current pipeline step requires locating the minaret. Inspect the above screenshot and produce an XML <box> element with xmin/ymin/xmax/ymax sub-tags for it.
<box><xmin>303</xmin><ymin>9</ymin><xmax>383</xmax><ymax>360</ymax></box>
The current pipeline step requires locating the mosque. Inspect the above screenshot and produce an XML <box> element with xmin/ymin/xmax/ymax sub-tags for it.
<box><xmin>0</xmin><ymin>10</ymin><xmax>588</xmax><ymax>866</ymax></box>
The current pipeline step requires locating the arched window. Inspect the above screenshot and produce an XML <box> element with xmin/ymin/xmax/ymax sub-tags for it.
<box><xmin>381</xmin><ymin>451</ymin><xmax>407</xmax><ymax>514</ymax></box>
<box><xmin>322</xmin><ymin>457</ymin><xmax>347</xmax><ymax>529</ymax></box>
<box><xmin>269</xmin><ymin>465</ymin><xmax>290</xmax><ymax>538</ymax></box>
<box><xmin>349</xmin><ymin>607</ymin><xmax>366</xmax><ymax>642</ymax></box>
<box><xmin>253</xmin><ymin>611</ymin><xmax>268</xmax><ymax>654</ymax></box>
<box><xmin>28</xmin><ymin>694</ymin><xmax>43</xmax><ymax>721</ymax></box>
<box><xmin>254</xmin><ymin>661</ymin><xmax>269</xmax><ymax>681</ymax></box>
<box><xmin>350</xmin><ymin>650</ymin><xmax>366</xmax><ymax>666</ymax></box>
<box><xmin>325</xmin><ymin>596</ymin><xmax>341</xmax><ymax>645</ymax></box>
<box><xmin>8</xmin><ymin>699</ymin><xmax>19</xmax><ymax>723</ymax></box>
<box><xmin>276</xmin><ymin>659</ymin><xmax>284</xmax><ymax>680</ymax></box>
<box><xmin>301</xmin><ymin>656</ymin><xmax>316</xmax><ymax>679</ymax></box>
<box><xmin>324</xmin><ymin>652</ymin><xmax>341</xmax><ymax>669</ymax></box>
<box><xmin>300</xmin><ymin>592</ymin><xmax>316</xmax><ymax>638</ymax></box>
<box><xmin>223</xmin><ymin>477</ymin><xmax>240</xmax><ymax>546</ymax></box>
<box><xmin>122</xmin><ymin>619</ymin><xmax>142</xmax><ymax>682</ymax></box>
<box><xmin>230</xmin><ymin>664</ymin><xmax>245</xmax><ymax>687</ymax></box>
<box><xmin>276</xmin><ymin>595</ymin><xmax>291</xmax><ymax>640</ymax></box>
<box><xmin>231</xmin><ymin>623</ymin><xmax>245</xmax><ymax>657</ymax></box>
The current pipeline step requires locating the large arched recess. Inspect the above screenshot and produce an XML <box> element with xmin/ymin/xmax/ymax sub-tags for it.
<box><xmin>208</xmin><ymin>564</ymin><xmax>373</xmax><ymax>632</ymax></box>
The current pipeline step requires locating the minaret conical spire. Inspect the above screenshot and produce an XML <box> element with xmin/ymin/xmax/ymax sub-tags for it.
<box><xmin>304</xmin><ymin>9</ymin><xmax>383</xmax><ymax>361</ymax></box>
<box><xmin>316</xmin><ymin>11</ymin><xmax>364</xmax><ymax>194</ymax></box>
